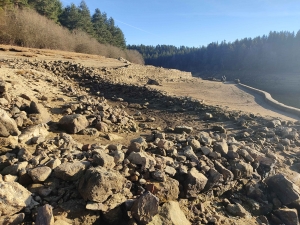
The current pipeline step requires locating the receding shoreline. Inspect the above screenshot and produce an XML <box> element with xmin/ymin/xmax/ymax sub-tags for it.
<box><xmin>238</xmin><ymin>83</ymin><xmax>300</xmax><ymax>118</ymax></box>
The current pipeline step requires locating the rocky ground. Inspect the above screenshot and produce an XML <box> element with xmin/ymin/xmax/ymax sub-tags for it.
<box><xmin>0</xmin><ymin>46</ymin><xmax>300</xmax><ymax>225</ymax></box>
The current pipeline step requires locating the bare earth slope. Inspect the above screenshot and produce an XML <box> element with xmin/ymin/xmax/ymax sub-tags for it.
<box><xmin>0</xmin><ymin>45</ymin><xmax>300</xmax><ymax>225</ymax></box>
<box><xmin>1</xmin><ymin>44</ymin><xmax>298</xmax><ymax>121</ymax></box>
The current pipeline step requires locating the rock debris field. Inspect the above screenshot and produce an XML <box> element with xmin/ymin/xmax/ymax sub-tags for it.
<box><xmin>0</xmin><ymin>48</ymin><xmax>300</xmax><ymax>225</ymax></box>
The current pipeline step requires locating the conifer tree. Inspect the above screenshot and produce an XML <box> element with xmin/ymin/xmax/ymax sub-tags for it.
<box><xmin>91</xmin><ymin>8</ymin><xmax>112</xmax><ymax>44</ymax></box>
<box><xmin>59</xmin><ymin>3</ymin><xmax>80</xmax><ymax>30</ymax></box>
<box><xmin>77</xmin><ymin>0</ymin><xmax>94</xmax><ymax>36</ymax></box>
<box><xmin>28</xmin><ymin>0</ymin><xmax>62</xmax><ymax>23</ymax></box>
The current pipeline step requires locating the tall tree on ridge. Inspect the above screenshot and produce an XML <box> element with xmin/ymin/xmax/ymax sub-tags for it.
<box><xmin>91</xmin><ymin>8</ymin><xmax>112</xmax><ymax>44</ymax></box>
<box><xmin>28</xmin><ymin>0</ymin><xmax>62</xmax><ymax>23</ymax></box>
<box><xmin>59</xmin><ymin>3</ymin><xmax>80</xmax><ymax>30</ymax></box>
<box><xmin>77</xmin><ymin>0</ymin><xmax>94</xmax><ymax>35</ymax></box>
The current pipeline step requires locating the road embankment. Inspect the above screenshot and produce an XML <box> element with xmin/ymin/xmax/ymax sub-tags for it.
<box><xmin>238</xmin><ymin>83</ymin><xmax>300</xmax><ymax>117</ymax></box>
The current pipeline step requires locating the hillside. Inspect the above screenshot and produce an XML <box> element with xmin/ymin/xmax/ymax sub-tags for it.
<box><xmin>129</xmin><ymin>31</ymin><xmax>300</xmax><ymax>108</ymax></box>
<box><xmin>0</xmin><ymin>45</ymin><xmax>300</xmax><ymax>224</ymax></box>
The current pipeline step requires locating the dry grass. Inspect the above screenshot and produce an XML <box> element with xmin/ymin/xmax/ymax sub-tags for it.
<box><xmin>0</xmin><ymin>9</ymin><xmax>144</xmax><ymax>64</ymax></box>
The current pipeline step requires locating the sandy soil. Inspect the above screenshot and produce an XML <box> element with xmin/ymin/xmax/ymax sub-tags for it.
<box><xmin>153</xmin><ymin>80</ymin><xmax>299</xmax><ymax>121</ymax></box>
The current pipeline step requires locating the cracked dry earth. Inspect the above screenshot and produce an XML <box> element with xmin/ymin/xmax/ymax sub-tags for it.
<box><xmin>0</xmin><ymin>45</ymin><xmax>300</xmax><ymax>225</ymax></box>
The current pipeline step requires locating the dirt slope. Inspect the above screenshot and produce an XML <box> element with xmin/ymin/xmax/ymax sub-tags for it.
<box><xmin>0</xmin><ymin>45</ymin><xmax>300</xmax><ymax>225</ymax></box>
<box><xmin>1</xmin><ymin>44</ymin><xmax>298</xmax><ymax>122</ymax></box>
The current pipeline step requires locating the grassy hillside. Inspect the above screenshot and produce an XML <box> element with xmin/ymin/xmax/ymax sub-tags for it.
<box><xmin>0</xmin><ymin>9</ymin><xmax>144</xmax><ymax>64</ymax></box>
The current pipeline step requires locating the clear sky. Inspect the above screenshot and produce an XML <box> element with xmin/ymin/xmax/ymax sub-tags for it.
<box><xmin>60</xmin><ymin>0</ymin><xmax>300</xmax><ymax>47</ymax></box>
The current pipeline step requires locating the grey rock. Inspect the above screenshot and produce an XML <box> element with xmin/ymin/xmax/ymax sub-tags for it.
<box><xmin>199</xmin><ymin>132</ymin><xmax>213</xmax><ymax>146</ymax></box>
<box><xmin>164</xmin><ymin>166</ymin><xmax>177</xmax><ymax>177</ymax></box>
<box><xmin>205</xmin><ymin>168</ymin><xmax>223</xmax><ymax>190</ymax></box>
<box><xmin>214</xmin><ymin>161</ymin><xmax>233</xmax><ymax>181</ymax></box>
<box><xmin>183</xmin><ymin>146</ymin><xmax>199</xmax><ymax>164</ymax></box>
<box><xmin>1</xmin><ymin>162</ymin><xmax>28</xmax><ymax>176</ymax></box>
<box><xmin>226</xmin><ymin>203</ymin><xmax>248</xmax><ymax>217</ymax></box>
<box><xmin>231</xmin><ymin>160</ymin><xmax>253</xmax><ymax>179</ymax></box>
<box><xmin>127</xmin><ymin>152</ymin><xmax>156</xmax><ymax>170</ymax></box>
<box><xmin>0</xmin><ymin>213</ymin><xmax>25</xmax><ymax>225</ymax></box>
<box><xmin>78</xmin><ymin>167</ymin><xmax>131</xmax><ymax>205</ymax></box>
<box><xmin>35</xmin><ymin>204</ymin><xmax>54</xmax><ymax>225</ymax></box>
<box><xmin>29</xmin><ymin>101</ymin><xmax>51</xmax><ymax>123</ymax></box>
<box><xmin>157</xmin><ymin>139</ymin><xmax>174</xmax><ymax>151</ymax></box>
<box><xmin>201</xmin><ymin>146</ymin><xmax>212</xmax><ymax>155</ymax></box>
<box><xmin>213</xmin><ymin>139</ymin><xmax>228</xmax><ymax>155</ymax></box>
<box><xmin>237</xmin><ymin>149</ymin><xmax>254</xmax><ymax>163</ymax></box>
<box><xmin>131</xmin><ymin>191</ymin><xmax>159</xmax><ymax>225</ymax></box>
<box><xmin>184</xmin><ymin>168</ymin><xmax>208</xmax><ymax>198</ymax></box>
<box><xmin>58</xmin><ymin>114</ymin><xmax>89</xmax><ymax>134</ymax></box>
<box><xmin>93</xmin><ymin>151</ymin><xmax>115</xmax><ymax>169</ymax></box>
<box><xmin>28</xmin><ymin>166</ymin><xmax>52</xmax><ymax>182</ymax></box>
<box><xmin>149</xmin><ymin>201</ymin><xmax>191</xmax><ymax>225</ymax></box>
<box><xmin>18</xmin><ymin>123</ymin><xmax>49</xmax><ymax>144</ymax></box>
<box><xmin>265</xmin><ymin>174</ymin><xmax>300</xmax><ymax>205</ymax></box>
<box><xmin>274</xmin><ymin>208</ymin><xmax>299</xmax><ymax>225</ymax></box>
<box><xmin>54</xmin><ymin>161</ymin><xmax>90</xmax><ymax>181</ymax></box>
<box><xmin>0</xmin><ymin>181</ymin><xmax>32</xmax><ymax>216</ymax></box>
<box><xmin>188</xmin><ymin>139</ymin><xmax>201</xmax><ymax>150</ymax></box>
<box><xmin>45</xmin><ymin>159</ymin><xmax>61</xmax><ymax>169</ymax></box>
<box><xmin>107</xmin><ymin>133</ymin><xmax>123</xmax><ymax>141</ymax></box>
<box><xmin>0</xmin><ymin>108</ymin><xmax>20</xmax><ymax>137</ymax></box>
<box><xmin>174</xmin><ymin>126</ymin><xmax>193</xmax><ymax>134</ymax></box>
<box><xmin>151</xmin><ymin>169</ymin><xmax>166</xmax><ymax>182</ymax></box>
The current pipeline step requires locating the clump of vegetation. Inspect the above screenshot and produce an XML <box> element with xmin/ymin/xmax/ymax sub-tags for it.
<box><xmin>0</xmin><ymin>1</ymin><xmax>144</xmax><ymax>64</ymax></box>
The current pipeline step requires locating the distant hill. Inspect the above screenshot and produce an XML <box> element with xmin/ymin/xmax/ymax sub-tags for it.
<box><xmin>128</xmin><ymin>31</ymin><xmax>300</xmax><ymax>108</ymax></box>
<box><xmin>128</xmin><ymin>31</ymin><xmax>300</xmax><ymax>79</ymax></box>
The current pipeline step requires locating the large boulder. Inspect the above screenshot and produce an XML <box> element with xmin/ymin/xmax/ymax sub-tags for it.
<box><xmin>18</xmin><ymin>123</ymin><xmax>49</xmax><ymax>144</ymax></box>
<box><xmin>149</xmin><ymin>201</ymin><xmax>191</xmax><ymax>225</ymax></box>
<box><xmin>28</xmin><ymin>166</ymin><xmax>52</xmax><ymax>182</ymax></box>
<box><xmin>214</xmin><ymin>161</ymin><xmax>234</xmax><ymax>182</ymax></box>
<box><xmin>131</xmin><ymin>191</ymin><xmax>159</xmax><ymax>225</ymax></box>
<box><xmin>213</xmin><ymin>139</ymin><xmax>228</xmax><ymax>155</ymax></box>
<box><xmin>58</xmin><ymin>114</ymin><xmax>89</xmax><ymax>134</ymax></box>
<box><xmin>0</xmin><ymin>181</ymin><xmax>32</xmax><ymax>216</ymax></box>
<box><xmin>78</xmin><ymin>167</ymin><xmax>132</xmax><ymax>205</ymax></box>
<box><xmin>54</xmin><ymin>161</ymin><xmax>90</xmax><ymax>181</ymax></box>
<box><xmin>231</xmin><ymin>160</ymin><xmax>253</xmax><ymax>179</ymax></box>
<box><xmin>146</xmin><ymin>177</ymin><xmax>179</xmax><ymax>202</ymax></box>
<box><xmin>174</xmin><ymin>126</ymin><xmax>193</xmax><ymax>134</ymax></box>
<box><xmin>92</xmin><ymin>151</ymin><xmax>115</xmax><ymax>169</ymax></box>
<box><xmin>265</xmin><ymin>174</ymin><xmax>300</xmax><ymax>205</ymax></box>
<box><xmin>226</xmin><ymin>203</ymin><xmax>248</xmax><ymax>217</ymax></box>
<box><xmin>274</xmin><ymin>208</ymin><xmax>299</xmax><ymax>225</ymax></box>
<box><xmin>127</xmin><ymin>151</ymin><xmax>156</xmax><ymax>170</ymax></box>
<box><xmin>183</xmin><ymin>146</ymin><xmax>199</xmax><ymax>164</ymax></box>
<box><xmin>184</xmin><ymin>168</ymin><xmax>208</xmax><ymax>198</ymax></box>
<box><xmin>28</xmin><ymin>101</ymin><xmax>51</xmax><ymax>123</ymax></box>
<box><xmin>0</xmin><ymin>108</ymin><xmax>20</xmax><ymax>137</ymax></box>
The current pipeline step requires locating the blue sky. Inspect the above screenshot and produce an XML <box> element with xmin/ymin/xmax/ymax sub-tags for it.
<box><xmin>61</xmin><ymin>0</ymin><xmax>300</xmax><ymax>47</ymax></box>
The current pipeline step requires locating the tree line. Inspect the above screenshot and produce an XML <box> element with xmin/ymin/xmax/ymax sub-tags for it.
<box><xmin>0</xmin><ymin>0</ymin><xmax>126</xmax><ymax>49</ymax></box>
<box><xmin>128</xmin><ymin>31</ymin><xmax>300</xmax><ymax>77</ymax></box>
